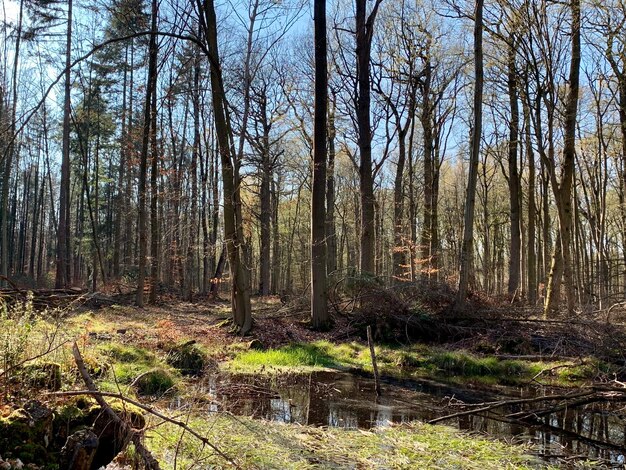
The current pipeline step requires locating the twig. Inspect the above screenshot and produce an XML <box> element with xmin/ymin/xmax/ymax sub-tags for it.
<box><xmin>0</xmin><ymin>275</ymin><xmax>21</xmax><ymax>291</ymax></box>
<box><xmin>0</xmin><ymin>338</ymin><xmax>70</xmax><ymax>379</ymax></box>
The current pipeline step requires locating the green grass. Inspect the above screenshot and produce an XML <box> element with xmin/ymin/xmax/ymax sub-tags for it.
<box><xmin>96</xmin><ymin>342</ymin><xmax>180</xmax><ymax>394</ymax></box>
<box><xmin>98</xmin><ymin>343</ymin><xmax>157</xmax><ymax>364</ymax></box>
<box><xmin>227</xmin><ymin>341</ymin><xmax>343</xmax><ymax>372</ymax></box>
<box><xmin>224</xmin><ymin>340</ymin><xmax>607</xmax><ymax>387</ymax></box>
<box><xmin>147</xmin><ymin>413</ymin><xmax>545</xmax><ymax>469</ymax></box>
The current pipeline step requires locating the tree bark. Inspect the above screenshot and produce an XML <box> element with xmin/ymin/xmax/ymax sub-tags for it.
<box><xmin>184</xmin><ymin>47</ymin><xmax>201</xmax><ymax>301</ymax></box>
<box><xmin>55</xmin><ymin>0</ymin><xmax>72</xmax><ymax>288</ymax></box>
<box><xmin>326</xmin><ymin>99</ymin><xmax>337</xmax><ymax>276</ymax></box>
<box><xmin>311</xmin><ymin>0</ymin><xmax>329</xmax><ymax>329</ymax></box>
<box><xmin>136</xmin><ymin>0</ymin><xmax>158</xmax><ymax>307</ymax></box>
<box><xmin>507</xmin><ymin>40</ymin><xmax>521</xmax><ymax>297</ymax></box>
<box><xmin>523</xmin><ymin>88</ymin><xmax>537</xmax><ymax>304</ymax></box>
<box><xmin>355</xmin><ymin>0</ymin><xmax>382</xmax><ymax>276</ymax></box>
<box><xmin>149</xmin><ymin>63</ymin><xmax>159</xmax><ymax>304</ymax></box>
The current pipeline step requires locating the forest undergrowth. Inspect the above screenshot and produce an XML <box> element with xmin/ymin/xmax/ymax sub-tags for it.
<box><xmin>1</xmin><ymin>280</ymin><xmax>625</xmax><ymax>468</ymax></box>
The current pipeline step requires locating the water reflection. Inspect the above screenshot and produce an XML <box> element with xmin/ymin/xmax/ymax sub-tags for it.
<box><xmin>189</xmin><ymin>371</ymin><xmax>626</xmax><ymax>466</ymax></box>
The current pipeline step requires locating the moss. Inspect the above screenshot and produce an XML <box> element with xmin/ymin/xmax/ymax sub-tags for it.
<box><xmin>21</xmin><ymin>361</ymin><xmax>62</xmax><ymax>391</ymax></box>
<box><xmin>556</xmin><ymin>360</ymin><xmax>614</xmax><ymax>383</ymax></box>
<box><xmin>134</xmin><ymin>368</ymin><xmax>177</xmax><ymax>396</ymax></box>
<box><xmin>0</xmin><ymin>407</ymin><xmax>53</xmax><ymax>466</ymax></box>
<box><xmin>96</xmin><ymin>342</ymin><xmax>179</xmax><ymax>393</ymax></box>
<box><xmin>78</xmin><ymin>351</ymin><xmax>108</xmax><ymax>378</ymax></box>
<box><xmin>166</xmin><ymin>342</ymin><xmax>208</xmax><ymax>376</ymax></box>
<box><xmin>55</xmin><ymin>397</ymin><xmax>146</xmax><ymax>437</ymax></box>
<box><xmin>12</xmin><ymin>442</ymin><xmax>49</xmax><ymax>465</ymax></box>
<box><xmin>99</xmin><ymin>343</ymin><xmax>156</xmax><ymax>365</ymax></box>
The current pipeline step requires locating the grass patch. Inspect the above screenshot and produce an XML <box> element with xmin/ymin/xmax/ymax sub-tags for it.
<box><xmin>134</xmin><ymin>368</ymin><xmax>176</xmax><ymax>396</ymax></box>
<box><xmin>225</xmin><ymin>339</ymin><xmax>389</xmax><ymax>373</ymax></box>
<box><xmin>166</xmin><ymin>342</ymin><xmax>208</xmax><ymax>376</ymax></box>
<box><xmin>147</xmin><ymin>413</ymin><xmax>544</xmax><ymax>469</ymax></box>
<box><xmin>98</xmin><ymin>343</ymin><xmax>157</xmax><ymax>364</ymax></box>
<box><xmin>224</xmin><ymin>341</ymin><xmax>602</xmax><ymax>387</ymax></box>
<box><xmin>96</xmin><ymin>342</ymin><xmax>179</xmax><ymax>394</ymax></box>
<box><xmin>424</xmin><ymin>351</ymin><xmax>531</xmax><ymax>380</ymax></box>
<box><xmin>227</xmin><ymin>341</ymin><xmax>342</xmax><ymax>372</ymax></box>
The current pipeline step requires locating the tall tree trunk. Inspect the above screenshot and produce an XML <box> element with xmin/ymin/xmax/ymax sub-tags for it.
<box><xmin>355</xmin><ymin>0</ymin><xmax>382</xmax><ymax>275</ymax></box>
<box><xmin>1</xmin><ymin>0</ymin><xmax>24</xmax><ymax>286</ymax></box>
<box><xmin>55</xmin><ymin>0</ymin><xmax>72</xmax><ymax>288</ymax></box>
<box><xmin>185</xmin><ymin>48</ymin><xmax>201</xmax><ymax>301</ymax></box>
<box><xmin>149</xmin><ymin>65</ymin><xmax>159</xmax><ymax>304</ymax></box>
<box><xmin>393</xmin><ymin>127</ymin><xmax>407</xmax><ymax>282</ymax></box>
<box><xmin>113</xmin><ymin>46</ymin><xmax>129</xmax><ymax>279</ymax></box>
<box><xmin>507</xmin><ymin>41</ymin><xmax>521</xmax><ymax>297</ymax></box>
<box><xmin>455</xmin><ymin>0</ymin><xmax>483</xmax><ymax>310</ymax></box>
<box><xmin>606</xmin><ymin>38</ymin><xmax>626</xmax><ymax>298</ymax></box>
<box><xmin>200</xmin><ymin>0</ymin><xmax>252</xmax><ymax>334</ymax></box>
<box><xmin>544</xmin><ymin>0</ymin><xmax>580</xmax><ymax>316</ymax></box>
<box><xmin>136</xmin><ymin>0</ymin><xmax>158</xmax><ymax>307</ymax></box>
<box><xmin>523</xmin><ymin>90</ymin><xmax>537</xmax><ymax>304</ymax></box>
<box><xmin>311</xmin><ymin>0</ymin><xmax>329</xmax><ymax>329</ymax></box>
<box><xmin>200</xmin><ymin>122</ymin><xmax>211</xmax><ymax>295</ymax></box>
<box><xmin>259</xmin><ymin>96</ymin><xmax>271</xmax><ymax>296</ymax></box>
<box><xmin>420</xmin><ymin>58</ymin><xmax>435</xmax><ymax>279</ymax></box>
<box><xmin>326</xmin><ymin>99</ymin><xmax>337</xmax><ymax>277</ymax></box>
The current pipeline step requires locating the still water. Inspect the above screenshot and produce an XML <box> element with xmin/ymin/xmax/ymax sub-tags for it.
<box><xmin>183</xmin><ymin>371</ymin><xmax>626</xmax><ymax>467</ymax></box>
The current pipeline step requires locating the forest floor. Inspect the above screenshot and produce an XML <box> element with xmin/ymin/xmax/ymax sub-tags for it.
<box><xmin>2</xmin><ymin>286</ymin><xmax>626</xmax><ymax>468</ymax></box>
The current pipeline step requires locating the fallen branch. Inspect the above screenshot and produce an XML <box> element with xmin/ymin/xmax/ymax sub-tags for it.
<box><xmin>50</xmin><ymin>388</ymin><xmax>237</xmax><ymax>467</ymax></box>
<box><xmin>427</xmin><ymin>390</ymin><xmax>595</xmax><ymax>424</ymax></box>
<box><xmin>507</xmin><ymin>391</ymin><xmax>626</xmax><ymax>420</ymax></box>
<box><xmin>72</xmin><ymin>342</ymin><xmax>161</xmax><ymax>469</ymax></box>
<box><xmin>66</xmin><ymin>343</ymin><xmax>239</xmax><ymax>468</ymax></box>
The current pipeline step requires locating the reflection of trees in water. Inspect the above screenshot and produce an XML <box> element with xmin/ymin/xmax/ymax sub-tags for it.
<box><xmin>328</xmin><ymin>406</ymin><xmax>359</xmax><ymax>428</ymax></box>
<box><xmin>204</xmin><ymin>372</ymin><xmax>626</xmax><ymax>465</ymax></box>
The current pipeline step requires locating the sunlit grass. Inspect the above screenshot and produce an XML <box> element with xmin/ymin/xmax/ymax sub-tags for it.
<box><xmin>147</xmin><ymin>413</ymin><xmax>545</xmax><ymax>469</ymax></box>
<box><xmin>224</xmin><ymin>339</ymin><xmax>608</xmax><ymax>387</ymax></box>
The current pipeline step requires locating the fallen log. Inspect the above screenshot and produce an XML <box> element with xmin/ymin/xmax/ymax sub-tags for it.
<box><xmin>0</xmin><ymin>287</ymin><xmax>86</xmax><ymax>310</ymax></box>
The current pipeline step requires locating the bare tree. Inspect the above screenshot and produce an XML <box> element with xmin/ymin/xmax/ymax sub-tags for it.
<box><xmin>455</xmin><ymin>0</ymin><xmax>484</xmax><ymax>310</ymax></box>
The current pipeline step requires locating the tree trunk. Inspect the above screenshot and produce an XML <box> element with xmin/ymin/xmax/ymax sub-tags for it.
<box><xmin>259</xmin><ymin>96</ymin><xmax>271</xmax><ymax>296</ymax></box>
<box><xmin>523</xmin><ymin>90</ymin><xmax>537</xmax><ymax>304</ymax></box>
<box><xmin>455</xmin><ymin>0</ymin><xmax>483</xmax><ymax>310</ymax></box>
<box><xmin>200</xmin><ymin>0</ymin><xmax>252</xmax><ymax>334</ymax></box>
<box><xmin>271</xmin><ymin>177</ymin><xmax>281</xmax><ymax>293</ymax></box>
<box><xmin>136</xmin><ymin>0</ymin><xmax>158</xmax><ymax>307</ymax></box>
<box><xmin>113</xmin><ymin>47</ymin><xmax>129</xmax><ymax>279</ymax></box>
<box><xmin>507</xmin><ymin>41</ymin><xmax>521</xmax><ymax>297</ymax></box>
<box><xmin>149</xmin><ymin>65</ymin><xmax>160</xmax><ymax>304</ymax></box>
<box><xmin>355</xmin><ymin>0</ymin><xmax>381</xmax><ymax>276</ymax></box>
<box><xmin>326</xmin><ymin>99</ymin><xmax>337</xmax><ymax>276</ymax></box>
<box><xmin>393</xmin><ymin>127</ymin><xmax>407</xmax><ymax>282</ymax></box>
<box><xmin>184</xmin><ymin>48</ymin><xmax>201</xmax><ymax>302</ymax></box>
<box><xmin>420</xmin><ymin>59</ymin><xmax>434</xmax><ymax>279</ymax></box>
<box><xmin>55</xmin><ymin>0</ymin><xmax>72</xmax><ymax>288</ymax></box>
<box><xmin>311</xmin><ymin>0</ymin><xmax>329</xmax><ymax>329</ymax></box>
<box><xmin>544</xmin><ymin>0</ymin><xmax>580</xmax><ymax>316</ymax></box>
